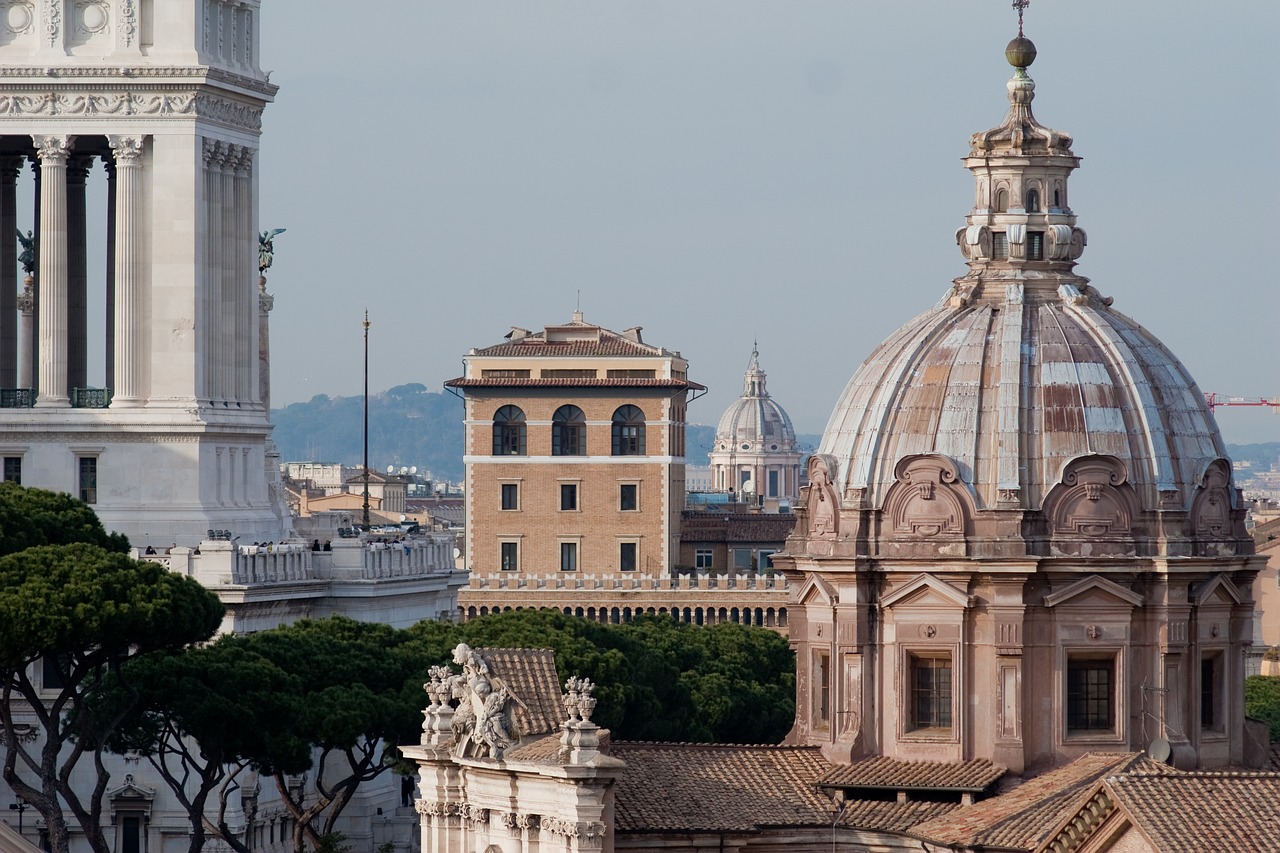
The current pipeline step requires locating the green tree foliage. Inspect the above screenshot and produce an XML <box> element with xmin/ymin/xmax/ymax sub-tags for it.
<box><xmin>1245</xmin><ymin>675</ymin><xmax>1280</xmax><ymax>740</ymax></box>
<box><xmin>0</xmin><ymin>536</ymin><xmax>223</xmax><ymax>853</ymax></box>
<box><xmin>0</xmin><ymin>480</ymin><xmax>128</xmax><ymax>556</ymax></box>
<box><xmin>404</xmin><ymin>609</ymin><xmax>795</xmax><ymax>743</ymax></box>
<box><xmin>238</xmin><ymin>617</ymin><xmax>424</xmax><ymax>853</ymax></box>
<box><xmin>108</xmin><ymin>639</ymin><xmax>306</xmax><ymax>853</ymax></box>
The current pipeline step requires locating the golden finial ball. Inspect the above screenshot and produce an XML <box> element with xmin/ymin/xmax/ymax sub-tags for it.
<box><xmin>1005</xmin><ymin>36</ymin><xmax>1037</xmax><ymax>69</ymax></box>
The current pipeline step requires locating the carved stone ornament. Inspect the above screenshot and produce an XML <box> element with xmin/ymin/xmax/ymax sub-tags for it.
<box><xmin>1210</xmin><ymin>623</ymin><xmax>1220</xmax><ymax>639</ymax></box>
<box><xmin>541</xmin><ymin>818</ymin><xmax>605</xmax><ymax>841</ymax></box>
<box><xmin>562</xmin><ymin>675</ymin><xmax>597</xmax><ymax>723</ymax></box>
<box><xmin>460</xmin><ymin>803</ymin><xmax>488</xmax><ymax>825</ymax></box>
<box><xmin>804</xmin><ymin>454</ymin><xmax>840</xmax><ymax>541</ymax></box>
<box><xmin>885</xmin><ymin>455</ymin><xmax>968</xmax><ymax>537</ymax></box>
<box><xmin>1046</xmin><ymin>456</ymin><xmax>1133</xmax><ymax>539</ymax></box>
<box><xmin>1086</xmin><ymin>625</ymin><xmax>1102</xmax><ymax>641</ymax></box>
<box><xmin>922</xmin><ymin>624</ymin><xmax>938</xmax><ymax>639</ymax></box>
<box><xmin>43</xmin><ymin>0</ymin><xmax>58</xmax><ymax>46</ymax></box>
<box><xmin>118</xmin><ymin>0</ymin><xmax>135</xmax><ymax>45</ymax></box>
<box><xmin>1191</xmin><ymin>460</ymin><xmax>1232</xmax><ymax>540</ymax></box>
<box><xmin>3</xmin><ymin>2</ymin><xmax>34</xmax><ymax>35</ymax></box>
<box><xmin>441</xmin><ymin>644</ymin><xmax>519</xmax><ymax>760</ymax></box>
<box><xmin>107</xmin><ymin>134</ymin><xmax>144</xmax><ymax>163</ymax></box>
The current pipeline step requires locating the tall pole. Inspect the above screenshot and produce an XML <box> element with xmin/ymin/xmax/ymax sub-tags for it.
<box><xmin>362</xmin><ymin>309</ymin><xmax>370</xmax><ymax>530</ymax></box>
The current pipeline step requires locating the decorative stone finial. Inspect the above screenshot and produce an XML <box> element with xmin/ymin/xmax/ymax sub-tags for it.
<box><xmin>1005</xmin><ymin>35</ymin><xmax>1036</xmax><ymax>69</ymax></box>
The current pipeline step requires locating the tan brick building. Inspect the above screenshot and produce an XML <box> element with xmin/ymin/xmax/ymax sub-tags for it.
<box><xmin>447</xmin><ymin>312</ymin><xmax>703</xmax><ymax>582</ymax></box>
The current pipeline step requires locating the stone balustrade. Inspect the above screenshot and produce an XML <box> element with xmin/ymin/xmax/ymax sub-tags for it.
<box><xmin>467</xmin><ymin>572</ymin><xmax>788</xmax><ymax>592</ymax></box>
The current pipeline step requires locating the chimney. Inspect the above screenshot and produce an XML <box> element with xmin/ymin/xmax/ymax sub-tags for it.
<box><xmin>505</xmin><ymin>326</ymin><xmax>531</xmax><ymax>342</ymax></box>
<box><xmin>622</xmin><ymin>326</ymin><xmax>644</xmax><ymax>343</ymax></box>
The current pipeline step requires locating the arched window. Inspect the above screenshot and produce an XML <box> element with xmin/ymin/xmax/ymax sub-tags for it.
<box><xmin>1026</xmin><ymin>188</ymin><xmax>1040</xmax><ymax>212</ymax></box>
<box><xmin>611</xmin><ymin>405</ymin><xmax>646</xmax><ymax>456</ymax></box>
<box><xmin>994</xmin><ymin>188</ymin><xmax>1009</xmax><ymax>212</ymax></box>
<box><xmin>1053</xmin><ymin>188</ymin><xmax>1062</xmax><ymax>208</ymax></box>
<box><xmin>491</xmin><ymin>406</ymin><xmax>526</xmax><ymax>456</ymax></box>
<box><xmin>552</xmin><ymin>405</ymin><xmax>586</xmax><ymax>456</ymax></box>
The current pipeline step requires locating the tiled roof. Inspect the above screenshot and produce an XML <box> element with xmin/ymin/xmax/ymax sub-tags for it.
<box><xmin>909</xmin><ymin>752</ymin><xmax>1141</xmax><ymax>849</ymax></box>
<box><xmin>611</xmin><ymin>743</ymin><xmax>834</xmax><ymax>833</ymax></box>
<box><xmin>1099</xmin><ymin>770</ymin><xmax>1280</xmax><ymax>853</ymax></box>
<box><xmin>680</xmin><ymin>513</ymin><xmax>797</xmax><ymax>544</ymax></box>
<box><xmin>473</xmin><ymin>334</ymin><xmax>662</xmax><ymax>359</ymax></box>
<box><xmin>837</xmin><ymin>799</ymin><xmax>959</xmax><ymax>834</ymax></box>
<box><xmin>819</xmin><ymin>756</ymin><xmax>1005</xmax><ymax>792</ymax></box>
<box><xmin>444</xmin><ymin>377</ymin><xmax>704</xmax><ymax>390</ymax></box>
<box><xmin>476</xmin><ymin>648</ymin><xmax>563</xmax><ymax>737</ymax></box>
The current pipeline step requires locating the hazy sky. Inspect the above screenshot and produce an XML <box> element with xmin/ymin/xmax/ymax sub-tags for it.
<box><xmin>256</xmin><ymin>1</ymin><xmax>1279</xmax><ymax>445</ymax></box>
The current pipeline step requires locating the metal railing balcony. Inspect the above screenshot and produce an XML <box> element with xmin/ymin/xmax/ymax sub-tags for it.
<box><xmin>71</xmin><ymin>387</ymin><xmax>112</xmax><ymax>408</ymax></box>
<box><xmin>0</xmin><ymin>389</ymin><xmax>34</xmax><ymax>408</ymax></box>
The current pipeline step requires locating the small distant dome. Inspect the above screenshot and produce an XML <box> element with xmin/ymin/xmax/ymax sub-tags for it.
<box><xmin>714</xmin><ymin>349</ymin><xmax>796</xmax><ymax>448</ymax></box>
<box><xmin>1005</xmin><ymin>35</ymin><xmax>1036</xmax><ymax>68</ymax></box>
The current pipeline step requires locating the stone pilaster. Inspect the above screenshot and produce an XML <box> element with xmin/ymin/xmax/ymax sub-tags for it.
<box><xmin>220</xmin><ymin>147</ymin><xmax>236</xmax><ymax>405</ymax></box>
<box><xmin>103</xmin><ymin>157</ymin><xmax>116</xmax><ymax>391</ymax></box>
<box><xmin>66</xmin><ymin>153</ymin><xmax>92</xmax><ymax>392</ymax></box>
<box><xmin>108</xmin><ymin>136</ymin><xmax>145</xmax><ymax>405</ymax></box>
<box><xmin>233</xmin><ymin>148</ymin><xmax>254</xmax><ymax>405</ymax></box>
<box><xmin>202</xmin><ymin>139</ymin><xmax>224</xmax><ymax>404</ymax></box>
<box><xmin>34</xmin><ymin>135</ymin><xmax>71</xmax><ymax>406</ymax></box>
<box><xmin>0</xmin><ymin>155</ymin><xmax>21</xmax><ymax>388</ymax></box>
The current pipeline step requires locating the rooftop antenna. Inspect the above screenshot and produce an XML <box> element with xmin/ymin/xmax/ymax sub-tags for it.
<box><xmin>361</xmin><ymin>309</ymin><xmax>371</xmax><ymax>530</ymax></box>
<box><xmin>1013</xmin><ymin>0</ymin><xmax>1029</xmax><ymax>35</ymax></box>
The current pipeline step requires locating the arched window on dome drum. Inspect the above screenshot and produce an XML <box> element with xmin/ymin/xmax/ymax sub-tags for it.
<box><xmin>552</xmin><ymin>405</ymin><xmax>586</xmax><ymax>456</ymax></box>
<box><xmin>491</xmin><ymin>406</ymin><xmax>526</xmax><ymax>456</ymax></box>
<box><xmin>611</xmin><ymin>405</ymin><xmax>646</xmax><ymax>456</ymax></box>
<box><xmin>1026</xmin><ymin>188</ymin><xmax>1040</xmax><ymax>212</ymax></box>
<box><xmin>995</xmin><ymin>188</ymin><xmax>1009</xmax><ymax>212</ymax></box>
<box><xmin>1053</xmin><ymin>187</ymin><xmax>1061</xmax><ymax>208</ymax></box>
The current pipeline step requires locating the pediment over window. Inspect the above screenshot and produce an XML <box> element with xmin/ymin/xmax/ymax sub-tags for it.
<box><xmin>881</xmin><ymin>573</ymin><xmax>973</xmax><ymax>610</ymax></box>
<box><xmin>796</xmin><ymin>574</ymin><xmax>838</xmax><ymax>606</ymax></box>
<box><xmin>1191</xmin><ymin>573</ymin><xmax>1242</xmax><ymax>608</ymax></box>
<box><xmin>1043</xmin><ymin>575</ymin><xmax>1143</xmax><ymax>609</ymax></box>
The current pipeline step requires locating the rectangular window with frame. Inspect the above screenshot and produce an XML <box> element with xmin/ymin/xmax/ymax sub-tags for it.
<box><xmin>560</xmin><ymin>483</ymin><xmax>578</xmax><ymax>511</ymax></box>
<box><xmin>1027</xmin><ymin>230</ymin><xmax>1044</xmax><ymax>260</ymax></box>
<box><xmin>733</xmin><ymin>548</ymin><xmax>754</xmax><ymax>571</ymax></box>
<box><xmin>500</xmin><ymin>541</ymin><xmax>519</xmax><ymax>572</ymax></box>
<box><xmin>695</xmin><ymin>549</ymin><xmax>713</xmax><ymax>570</ymax></box>
<box><xmin>78</xmin><ymin>456</ymin><xmax>97</xmax><ymax>504</ymax></box>
<box><xmin>1201</xmin><ymin>653</ymin><xmax>1223</xmax><ymax>731</ymax></box>
<box><xmin>560</xmin><ymin>542</ymin><xmax>578</xmax><ymax>572</ymax></box>
<box><xmin>817</xmin><ymin>652</ymin><xmax>831</xmax><ymax>725</ymax></box>
<box><xmin>619</xmin><ymin>542</ymin><xmax>637</xmax><ymax>572</ymax></box>
<box><xmin>992</xmin><ymin>231</ymin><xmax>1009</xmax><ymax>260</ymax></box>
<box><xmin>500</xmin><ymin>482</ymin><xmax>519</xmax><ymax>511</ymax></box>
<box><xmin>1066</xmin><ymin>657</ymin><xmax>1115</xmax><ymax>732</ymax></box>
<box><xmin>3</xmin><ymin>456</ymin><xmax>20</xmax><ymax>484</ymax></box>
<box><xmin>619</xmin><ymin>483</ymin><xmax>638</xmax><ymax>511</ymax></box>
<box><xmin>910</xmin><ymin>653</ymin><xmax>953</xmax><ymax>731</ymax></box>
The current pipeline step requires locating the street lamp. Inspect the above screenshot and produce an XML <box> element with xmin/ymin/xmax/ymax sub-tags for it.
<box><xmin>9</xmin><ymin>799</ymin><xmax>26</xmax><ymax>836</ymax></box>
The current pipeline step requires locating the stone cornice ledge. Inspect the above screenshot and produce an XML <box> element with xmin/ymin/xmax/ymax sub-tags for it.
<box><xmin>0</xmin><ymin>65</ymin><xmax>278</xmax><ymax>98</ymax></box>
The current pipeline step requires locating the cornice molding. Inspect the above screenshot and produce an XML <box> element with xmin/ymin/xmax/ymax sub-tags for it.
<box><xmin>0</xmin><ymin>90</ymin><xmax>264</xmax><ymax>131</ymax></box>
<box><xmin>0</xmin><ymin>65</ymin><xmax>277</xmax><ymax>97</ymax></box>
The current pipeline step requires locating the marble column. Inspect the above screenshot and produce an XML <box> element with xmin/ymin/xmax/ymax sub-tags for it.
<box><xmin>0</xmin><ymin>155</ymin><xmax>21</xmax><ymax>388</ymax></box>
<box><xmin>66</xmin><ymin>154</ymin><xmax>92</xmax><ymax>393</ymax></box>
<box><xmin>258</xmin><ymin>279</ymin><xmax>272</xmax><ymax>412</ymax></box>
<box><xmin>203</xmin><ymin>139</ymin><xmax>224</xmax><ymax>403</ymax></box>
<box><xmin>16</xmin><ymin>281</ymin><xmax>33</xmax><ymax>391</ymax></box>
<box><xmin>234</xmin><ymin>149</ymin><xmax>253</xmax><ymax>404</ymax></box>
<box><xmin>108</xmin><ymin>136</ymin><xmax>144</xmax><ymax>405</ymax></box>
<box><xmin>103</xmin><ymin>158</ymin><xmax>116</xmax><ymax>390</ymax></box>
<box><xmin>34</xmin><ymin>135</ymin><xmax>71</xmax><ymax>406</ymax></box>
<box><xmin>220</xmin><ymin>147</ymin><xmax>236</xmax><ymax>404</ymax></box>
<box><xmin>28</xmin><ymin>157</ymin><xmax>39</xmax><ymax>392</ymax></box>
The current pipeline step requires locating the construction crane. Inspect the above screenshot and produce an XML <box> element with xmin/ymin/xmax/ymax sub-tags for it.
<box><xmin>1203</xmin><ymin>393</ymin><xmax>1280</xmax><ymax>413</ymax></box>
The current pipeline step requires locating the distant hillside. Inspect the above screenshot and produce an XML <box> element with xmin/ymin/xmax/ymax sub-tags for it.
<box><xmin>275</xmin><ymin>389</ymin><xmax>1277</xmax><ymax>485</ymax></box>
<box><xmin>271</xmin><ymin>383</ymin><xmax>465</xmax><ymax>481</ymax></box>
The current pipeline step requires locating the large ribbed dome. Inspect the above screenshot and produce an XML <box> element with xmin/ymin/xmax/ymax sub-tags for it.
<box><xmin>715</xmin><ymin>349</ymin><xmax>796</xmax><ymax>448</ymax></box>
<box><xmin>817</xmin><ymin>41</ymin><xmax>1227</xmax><ymax>514</ymax></box>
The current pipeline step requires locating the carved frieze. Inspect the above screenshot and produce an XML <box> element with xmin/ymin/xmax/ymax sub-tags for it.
<box><xmin>540</xmin><ymin>818</ymin><xmax>605</xmax><ymax>841</ymax></box>
<box><xmin>118</xmin><ymin>0</ymin><xmax>134</xmax><ymax>46</ymax></box>
<box><xmin>42</xmin><ymin>0</ymin><xmax>58</xmax><ymax>47</ymax></box>
<box><xmin>0</xmin><ymin>90</ymin><xmax>263</xmax><ymax>131</ymax></box>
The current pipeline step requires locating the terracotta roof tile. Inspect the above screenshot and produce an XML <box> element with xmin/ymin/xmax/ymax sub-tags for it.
<box><xmin>909</xmin><ymin>752</ymin><xmax>1141</xmax><ymax>849</ymax></box>
<box><xmin>473</xmin><ymin>333</ymin><xmax>660</xmax><ymax>359</ymax></box>
<box><xmin>444</xmin><ymin>377</ymin><xmax>704</xmax><ymax>390</ymax></box>
<box><xmin>476</xmin><ymin>648</ymin><xmax>563</xmax><ymax>738</ymax></box>
<box><xmin>1101</xmin><ymin>770</ymin><xmax>1280</xmax><ymax>852</ymax></box>
<box><xmin>837</xmin><ymin>799</ymin><xmax>959</xmax><ymax>833</ymax></box>
<box><xmin>611</xmin><ymin>743</ymin><xmax>834</xmax><ymax>833</ymax></box>
<box><xmin>819</xmin><ymin>756</ymin><xmax>1005</xmax><ymax>792</ymax></box>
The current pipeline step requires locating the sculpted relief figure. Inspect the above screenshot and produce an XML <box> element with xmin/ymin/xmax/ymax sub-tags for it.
<box><xmin>445</xmin><ymin>643</ymin><xmax>518</xmax><ymax>760</ymax></box>
<box><xmin>806</xmin><ymin>454</ymin><xmax>839</xmax><ymax>539</ymax></box>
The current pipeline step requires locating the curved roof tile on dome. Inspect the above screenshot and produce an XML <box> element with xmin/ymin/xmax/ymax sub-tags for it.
<box><xmin>715</xmin><ymin>348</ymin><xmax>796</xmax><ymax>446</ymax></box>
<box><xmin>820</xmin><ymin>288</ymin><xmax>1225</xmax><ymax>511</ymax></box>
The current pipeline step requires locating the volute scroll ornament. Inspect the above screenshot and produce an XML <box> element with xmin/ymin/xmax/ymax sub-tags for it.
<box><xmin>804</xmin><ymin>454</ymin><xmax>840</xmax><ymax>541</ymax></box>
<box><xmin>884</xmin><ymin>455</ymin><xmax>969</xmax><ymax>538</ymax></box>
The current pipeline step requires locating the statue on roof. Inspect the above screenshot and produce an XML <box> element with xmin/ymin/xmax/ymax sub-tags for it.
<box><xmin>16</xmin><ymin>229</ymin><xmax>35</xmax><ymax>276</ymax></box>
<box><xmin>258</xmin><ymin>227</ymin><xmax>285</xmax><ymax>274</ymax></box>
<box><xmin>443</xmin><ymin>643</ymin><xmax>519</xmax><ymax>760</ymax></box>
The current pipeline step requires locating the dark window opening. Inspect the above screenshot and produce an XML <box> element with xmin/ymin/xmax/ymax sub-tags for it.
<box><xmin>1067</xmin><ymin>658</ymin><xmax>1114</xmax><ymax>732</ymax></box>
<box><xmin>552</xmin><ymin>405</ymin><xmax>586</xmax><ymax>456</ymax></box>
<box><xmin>491</xmin><ymin>406</ymin><xmax>526</xmax><ymax>456</ymax></box>
<box><xmin>611</xmin><ymin>405</ymin><xmax>646</xmax><ymax>456</ymax></box>
<box><xmin>1026</xmin><ymin>188</ymin><xmax>1040</xmax><ymax>212</ymax></box>
<box><xmin>911</xmin><ymin>655</ymin><xmax>953</xmax><ymax>730</ymax></box>
<box><xmin>992</xmin><ymin>232</ymin><xmax>1009</xmax><ymax>260</ymax></box>
<box><xmin>78</xmin><ymin>457</ymin><xmax>97</xmax><ymax>504</ymax></box>
<box><xmin>560</xmin><ymin>483</ymin><xmax>578</xmax><ymax>511</ymax></box>
<box><xmin>500</xmin><ymin>542</ymin><xmax>518</xmax><ymax>572</ymax></box>
<box><xmin>619</xmin><ymin>542</ymin><xmax>637</xmax><ymax>572</ymax></box>
<box><xmin>1027</xmin><ymin>231</ymin><xmax>1044</xmax><ymax>260</ymax></box>
<box><xmin>560</xmin><ymin>542</ymin><xmax>578</xmax><ymax>572</ymax></box>
<box><xmin>500</xmin><ymin>483</ymin><xmax>519</xmax><ymax>511</ymax></box>
<box><xmin>620</xmin><ymin>484</ymin><xmax>638</xmax><ymax>511</ymax></box>
<box><xmin>3</xmin><ymin>456</ymin><xmax>20</xmax><ymax>484</ymax></box>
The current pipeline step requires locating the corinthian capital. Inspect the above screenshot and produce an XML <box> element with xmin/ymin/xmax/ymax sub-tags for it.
<box><xmin>33</xmin><ymin>135</ymin><xmax>73</xmax><ymax>163</ymax></box>
<box><xmin>108</xmin><ymin>135</ymin><xmax>145</xmax><ymax>165</ymax></box>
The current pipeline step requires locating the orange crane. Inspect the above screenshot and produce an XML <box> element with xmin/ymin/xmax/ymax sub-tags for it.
<box><xmin>1203</xmin><ymin>393</ymin><xmax>1280</xmax><ymax>413</ymax></box>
